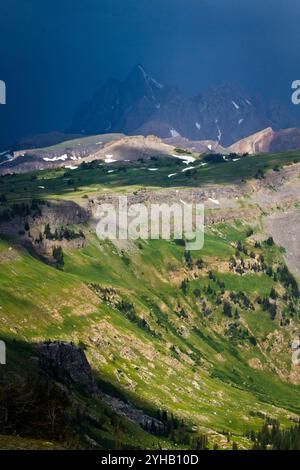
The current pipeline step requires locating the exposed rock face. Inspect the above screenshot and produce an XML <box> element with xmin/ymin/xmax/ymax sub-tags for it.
<box><xmin>33</xmin><ymin>200</ymin><xmax>89</xmax><ymax>226</ymax></box>
<box><xmin>69</xmin><ymin>65</ymin><xmax>298</xmax><ymax>146</ymax></box>
<box><xmin>91</xmin><ymin>135</ymin><xmax>175</xmax><ymax>161</ymax></box>
<box><xmin>269</xmin><ymin>128</ymin><xmax>300</xmax><ymax>153</ymax></box>
<box><xmin>265</xmin><ymin>209</ymin><xmax>300</xmax><ymax>279</ymax></box>
<box><xmin>0</xmin><ymin>200</ymin><xmax>88</xmax><ymax>261</ymax></box>
<box><xmin>37</xmin><ymin>341</ymin><xmax>163</xmax><ymax>429</ymax></box>
<box><xmin>228</xmin><ymin>127</ymin><xmax>275</xmax><ymax>154</ymax></box>
<box><xmin>0</xmin><ymin>200</ymin><xmax>89</xmax><ymax>238</ymax></box>
<box><xmin>163</xmin><ymin>136</ymin><xmax>226</xmax><ymax>154</ymax></box>
<box><xmin>229</xmin><ymin>127</ymin><xmax>300</xmax><ymax>154</ymax></box>
<box><xmin>37</xmin><ymin>341</ymin><xmax>97</xmax><ymax>394</ymax></box>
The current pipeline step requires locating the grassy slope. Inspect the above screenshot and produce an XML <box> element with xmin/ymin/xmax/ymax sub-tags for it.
<box><xmin>1</xmin><ymin>151</ymin><xmax>300</xmax><ymax>449</ymax></box>
<box><xmin>1</xmin><ymin>149</ymin><xmax>300</xmax><ymax>203</ymax></box>
<box><xmin>0</xmin><ymin>435</ymin><xmax>65</xmax><ymax>450</ymax></box>
<box><xmin>0</xmin><ymin>225</ymin><xmax>299</xmax><ymax>445</ymax></box>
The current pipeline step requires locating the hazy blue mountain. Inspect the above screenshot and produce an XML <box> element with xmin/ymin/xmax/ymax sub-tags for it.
<box><xmin>70</xmin><ymin>66</ymin><xmax>298</xmax><ymax>146</ymax></box>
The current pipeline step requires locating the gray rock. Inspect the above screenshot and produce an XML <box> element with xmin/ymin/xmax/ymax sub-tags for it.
<box><xmin>37</xmin><ymin>341</ymin><xmax>97</xmax><ymax>394</ymax></box>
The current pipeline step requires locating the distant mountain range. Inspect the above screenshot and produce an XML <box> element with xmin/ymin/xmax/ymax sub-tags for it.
<box><xmin>3</xmin><ymin>125</ymin><xmax>300</xmax><ymax>176</ymax></box>
<box><xmin>69</xmin><ymin>64</ymin><xmax>299</xmax><ymax>146</ymax></box>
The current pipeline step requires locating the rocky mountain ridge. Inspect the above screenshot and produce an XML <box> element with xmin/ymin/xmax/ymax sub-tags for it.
<box><xmin>2</xmin><ymin>127</ymin><xmax>300</xmax><ymax>176</ymax></box>
<box><xmin>70</xmin><ymin>65</ymin><xmax>299</xmax><ymax>146</ymax></box>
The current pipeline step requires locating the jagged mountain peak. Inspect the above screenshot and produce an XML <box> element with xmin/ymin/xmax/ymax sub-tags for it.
<box><xmin>69</xmin><ymin>66</ymin><xmax>300</xmax><ymax>145</ymax></box>
<box><xmin>125</xmin><ymin>64</ymin><xmax>164</xmax><ymax>89</ymax></box>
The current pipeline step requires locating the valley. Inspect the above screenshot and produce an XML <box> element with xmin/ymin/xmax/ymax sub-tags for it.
<box><xmin>1</xmin><ymin>143</ymin><xmax>300</xmax><ymax>450</ymax></box>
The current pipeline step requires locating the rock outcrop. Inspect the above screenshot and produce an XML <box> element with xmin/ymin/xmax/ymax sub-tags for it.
<box><xmin>37</xmin><ymin>341</ymin><xmax>97</xmax><ymax>394</ymax></box>
<box><xmin>229</xmin><ymin>127</ymin><xmax>300</xmax><ymax>154</ymax></box>
<box><xmin>37</xmin><ymin>341</ymin><xmax>164</xmax><ymax>430</ymax></box>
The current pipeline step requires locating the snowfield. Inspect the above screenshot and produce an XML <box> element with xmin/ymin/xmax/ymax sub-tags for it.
<box><xmin>182</xmin><ymin>166</ymin><xmax>195</xmax><ymax>172</ymax></box>
<box><xmin>105</xmin><ymin>155</ymin><xmax>117</xmax><ymax>163</ymax></box>
<box><xmin>65</xmin><ymin>165</ymin><xmax>78</xmax><ymax>170</ymax></box>
<box><xmin>43</xmin><ymin>154</ymin><xmax>68</xmax><ymax>162</ymax></box>
<box><xmin>172</xmin><ymin>154</ymin><xmax>195</xmax><ymax>165</ymax></box>
<box><xmin>170</xmin><ymin>128</ymin><xmax>180</xmax><ymax>138</ymax></box>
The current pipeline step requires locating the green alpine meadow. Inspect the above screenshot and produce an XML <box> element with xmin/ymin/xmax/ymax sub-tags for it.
<box><xmin>1</xmin><ymin>145</ymin><xmax>300</xmax><ymax>450</ymax></box>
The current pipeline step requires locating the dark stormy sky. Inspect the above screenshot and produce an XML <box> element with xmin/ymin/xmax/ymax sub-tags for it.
<box><xmin>0</xmin><ymin>0</ymin><xmax>300</xmax><ymax>147</ymax></box>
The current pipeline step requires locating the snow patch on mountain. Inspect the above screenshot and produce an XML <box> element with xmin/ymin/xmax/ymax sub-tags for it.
<box><xmin>182</xmin><ymin>166</ymin><xmax>195</xmax><ymax>172</ymax></box>
<box><xmin>172</xmin><ymin>154</ymin><xmax>195</xmax><ymax>165</ymax></box>
<box><xmin>105</xmin><ymin>155</ymin><xmax>117</xmax><ymax>163</ymax></box>
<box><xmin>232</xmin><ymin>100</ymin><xmax>240</xmax><ymax>110</ymax></box>
<box><xmin>170</xmin><ymin>128</ymin><xmax>180</xmax><ymax>138</ymax></box>
<box><xmin>137</xmin><ymin>65</ymin><xmax>163</xmax><ymax>90</ymax></box>
<box><xmin>151</xmin><ymin>77</ymin><xmax>164</xmax><ymax>89</ymax></box>
<box><xmin>0</xmin><ymin>152</ymin><xmax>13</xmax><ymax>165</ymax></box>
<box><xmin>43</xmin><ymin>154</ymin><xmax>68</xmax><ymax>162</ymax></box>
<box><xmin>65</xmin><ymin>165</ymin><xmax>78</xmax><ymax>170</ymax></box>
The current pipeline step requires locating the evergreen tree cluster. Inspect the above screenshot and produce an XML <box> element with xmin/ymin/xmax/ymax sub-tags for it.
<box><xmin>44</xmin><ymin>223</ymin><xmax>85</xmax><ymax>241</ymax></box>
<box><xmin>0</xmin><ymin>373</ymin><xmax>71</xmax><ymax>441</ymax></box>
<box><xmin>247</xmin><ymin>421</ymin><xmax>300</xmax><ymax>450</ymax></box>
<box><xmin>0</xmin><ymin>200</ymin><xmax>43</xmax><ymax>222</ymax></box>
<box><xmin>52</xmin><ymin>246</ymin><xmax>64</xmax><ymax>269</ymax></box>
<box><xmin>116</xmin><ymin>300</ymin><xmax>157</xmax><ymax>337</ymax></box>
<box><xmin>145</xmin><ymin>409</ymin><xmax>209</xmax><ymax>449</ymax></box>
